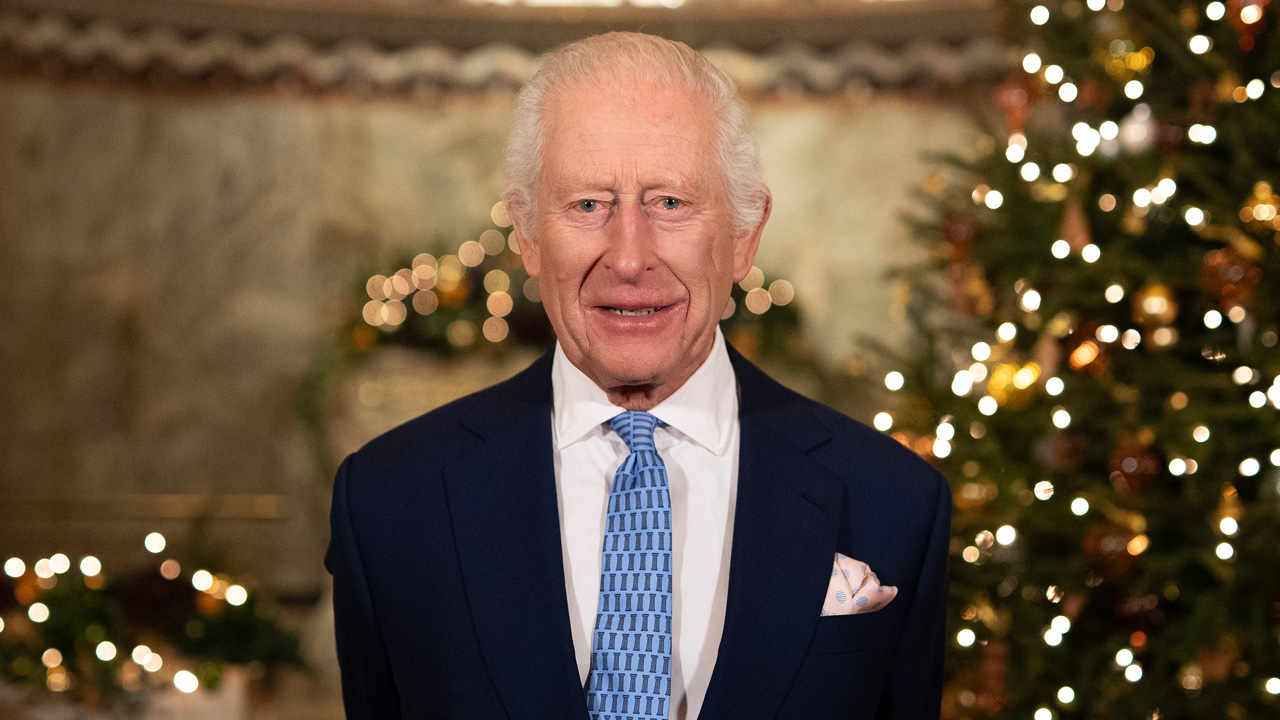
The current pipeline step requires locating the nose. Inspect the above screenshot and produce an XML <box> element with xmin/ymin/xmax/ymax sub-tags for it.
<box><xmin>601</xmin><ymin>199</ymin><xmax>656</xmax><ymax>281</ymax></box>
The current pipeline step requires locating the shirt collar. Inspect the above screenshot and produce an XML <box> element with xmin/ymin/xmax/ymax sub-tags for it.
<box><xmin>551</xmin><ymin>327</ymin><xmax>738</xmax><ymax>456</ymax></box>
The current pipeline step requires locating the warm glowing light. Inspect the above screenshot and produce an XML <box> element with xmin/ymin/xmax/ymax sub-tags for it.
<box><xmin>933</xmin><ymin>439</ymin><xmax>951</xmax><ymax>458</ymax></box>
<box><xmin>144</xmin><ymin>532</ymin><xmax>166</xmax><ymax>554</ymax></box>
<box><xmin>1052</xmin><ymin>163</ymin><xmax>1073</xmax><ymax>182</ymax></box>
<box><xmin>1266</xmin><ymin>677</ymin><xmax>1280</xmax><ymax>694</ymax></box>
<box><xmin>1189</xmin><ymin>35</ymin><xmax>1212</xmax><ymax>54</ymax></box>
<box><xmin>769</xmin><ymin>280</ymin><xmax>795</xmax><ymax>306</ymax></box>
<box><xmin>1059</xmin><ymin>83</ymin><xmax>1078</xmax><ymax>102</ymax></box>
<box><xmin>160</xmin><ymin>559</ymin><xmax>181</xmax><ymax>580</ymax></box>
<box><xmin>1044</xmin><ymin>65</ymin><xmax>1064</xmax><ymax>84</ymax></box>
<box><xmin>1081</xmin><ymin>244</ymin><xmax>1100</xmax><ymax>263</ymax></box>
<box><xmin>985</xmin><ymin>190</ymin><xmax>1004</xmax><ymax>209</ymax></box>
<box><xmin>1070</xmin><ymin>341</ymin><xmax>1099</xmax><ymax>369</ymax></box>
<box><xmin>42</xmin><ymin>648</ymin><xmax>62</xmax><ymax>668</ymax></box>
<box><xmin>873</xmin><ymin>413</ymin><xmax>893</xmax><ymax>432</ymax></box>
<box><xmin>5</xmin><ymin>558</ymin><xmax>25</xmax><ymax>577</ymax></box>
<box><xmin>1216</xmin><ymin>542</ymin><xmax>1234</xmax><ymax>560</ymax></box>
<box><xmin>226</xmin><ymin>585</ymin><xmax>248</xmax><ymax>606</ymax></box>
<box><xmin>1127</xmin><ymin>535</ymin><xmax>1149</xmax><ymax>555</ymax></box>
<box><xmin>1124</xmin><ymin>80</ymin><xmax>1144</xmax><ymax>99</ymax></box>
<box><xmin>1035</xmin><ymin>710</ymin><xmax>1053</xmax><ymax>720</ymax></box>
<box><xmin>1233</xmin><ymin>366</ymin><xmax>1255</xmax><ymax>384</ymax></box>
<box><xmin>996</xmin><ymin>525</ymin><xmax>1017</xmax><ymax>545</ymax></box>
<box><xmin>1116</xmin><ymin>648</ymin><xmax>1134</xmax><ymax>666</ymax></box>
<box><xmin>132</xmin><ymin>645</ymin><xmax>152</xmax><ymax>665</ymax></box>
<box><xmin>1023</xmin><ymin>53</ymin><xmax>1042</xmax><ymax>73</ymax></box>
<box><xmin>962</xmin><ymin>546</ymin><xmax>981</xmax><ymax>562</ymax></box>
<box><xmin>1240</xmin><ymin>4</ymin><xmax>1261</xmax><ymax>23</ymax></box>
<box><xmin>1071</xmin><ymin>498</ymin><xmax>1089</xmax><ymax>516</ymax></box>
<box><xmin>1043</xmin><ymin>629</ymin><xmax>1063</xmax><ymax>646</ymax></box>
<box><xmin>143</xmin><ymin>653</ymin><xmax>163</xmax><ymax>672</ymax></box>
<box><xmin>1030</xmin><ymin>5</ymin><xmax>1050</xmax><ymax>24</ymax></box>
<box><xmin>1193</xmin><ymin>425</ymin><xmax>1210</xmax><ymax>442</ymax></box>
<box><xmin>952</xmin><ymin>371</ymin><xmax>974</xmax><ymax>396</ymax></box>
<box><xmin>79</xmin><ymin>556</ymin><xmax>101</xmax><ymax>576</ymax></box>
<box><xmin>1096</xmin><ymin>325</ymin><xmax>1119</xmax><ymax>343</ymax></box>
<box><xmin>174</xmin><ymin>670</ymin><xmax>200</xmax><ymax>694</ymax></box>
<box><xmin>1169</xmin><ymin>458</ymin><xmax>1187</xmax><ymax>475</ymax></box>
<box><xmin>1034</xmin><ymin>480</ymin><xmax>1055</xmax><ymax>500</ymax></box>
<box><xmin>96</xmin><ymin>641</ymin><xmax>117</xmax><ymax>662</ymax></box>
<box><xmin>34</xmin><ymin>559</ymin><xmax>54</xmax><ymax>578</ymax></box>
<box><xmin>1058</xmin><ymin>686</ymin><xmax>1075</xmax><ymax>704</ymax></box>
<box><xmin>1021</xmin><ymin>163</ymin><xmax>1041</xmax><ymax>181</ymax></box>
<box><xmin>1121</xmin><ymin>329</ymin><xmax>1141</xmax><ymax>349</ymax></box>
<box><xmin>50</xmin><ymin>554</ymin><xmax>69</xmax><ymax>574</ymax></box>
<box><xmin>885</xmin><ymin>371</ymin><xmax>905</xmax><ymax>391</ymax></box>
<box><xmin>192</xmin><ymin>570</ymin><xmax>214</xmax><ymax>592</ymax></box>
<box><xmin>1219</xmin><ymin>517</ymin><xmax>1238</xmax><ymax>535</ymax></box>
<box><xmin>1020</xmin><ymin>290</ymin><xmax>1042</xmax><ymax>312</ymax></box>
<box><xmin>1125</xmin><ymin>663</ymin><xmax>1143</xmax><ymax>682</ymax></box>
<box><xmin>1206</xmin><ymin>1</ymin><xmax>1225</xmax><ymax>20</ymax></box>
<box><xmin>1046</xmin><ymin>377</ymin><xmax>1064</xmax><ymax>395</ymax></box>
<box><xmin>29</xmin><ymin>603</ymin><xmax>50</xmax><ymax>622</ymax></box>
<box><xmin>972</xmin><ymin>342</ymin><xmax>992</xmax><ymax>361</ymax></box>
<box><xmin>1051</xmin><ymin>240</ymin><xmax>1070</xmax><ymax>258</ymax></box>
<box><xmin>978</xmin><ymin>396</ymin><xmax>998</xmax><ymax>416</ymax></box>
<box><xmin>1099</xmin><ymin>193</ymin><xmax>1117</xmax><ymax>210</ymax></box>
<box><xmin>997</xmin><ymin>323</ymin><xmax>1017</xmax><ymax>342</ymax></box>
<box><xmin>957</xmin><ymin>628</ymin><xmax>976</xmax><ymax>646</ymax></box>
<box><xmin>1052</xmin><ymin>407</ymin><xmax>1071</xmax><ymax>428</ymax></box>
<box><xmin>1240</xmin><ymin>458</ymin><xmax>1261</xmax><ymax>476</ymax></box>
<box><xmin>1006</xmin><ymin>144</ymin><xmax>1025</xmax><ymax>163</ymax></box>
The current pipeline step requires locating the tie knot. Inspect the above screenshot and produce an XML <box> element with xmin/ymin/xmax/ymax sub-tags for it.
<box><xmin>608</xmin><ymin>410</ymin><xmax>659</xmax><ymax>453</ymax></box>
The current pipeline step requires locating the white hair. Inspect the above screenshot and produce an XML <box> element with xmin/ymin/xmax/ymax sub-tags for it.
<box><xmin>502</xmin><ymin>32</ymin><xmax>767</xmax><ymax>238</ymax></box>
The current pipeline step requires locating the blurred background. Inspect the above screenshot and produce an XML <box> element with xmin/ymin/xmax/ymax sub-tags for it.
<box><xmin>3</xmin><ymin>0</ymin><xmax>1279</xmax><ymax>718</ymax></box>
<box><xmin>0</xmin><ymin>0</ymin><xmax>994</xmax><ymax>716</ymax></box>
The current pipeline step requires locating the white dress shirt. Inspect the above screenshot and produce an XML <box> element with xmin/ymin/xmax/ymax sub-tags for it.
<box><xmin>551</xmin><ymin>327</ymin><xmax>740</xmax><ymax>720</ymax></box>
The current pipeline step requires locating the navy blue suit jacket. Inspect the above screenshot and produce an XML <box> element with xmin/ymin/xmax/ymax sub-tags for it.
<box><xmin>326</xmin><ymin>346</ymin><xmax>951</xmax><ymax>719</ymax></box>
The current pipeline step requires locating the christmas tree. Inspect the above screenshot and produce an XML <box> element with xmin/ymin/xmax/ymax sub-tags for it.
<box><xmin>892</xmin><ymin>0</ymin><xmax>1280</xmax><ymax>717</ymax></box>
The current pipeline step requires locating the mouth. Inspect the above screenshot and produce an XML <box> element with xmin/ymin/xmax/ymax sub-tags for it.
<box><xmin>604</xmin><ymin>307</ymin><xmax>663</xmax><ymax>316</ymax></box>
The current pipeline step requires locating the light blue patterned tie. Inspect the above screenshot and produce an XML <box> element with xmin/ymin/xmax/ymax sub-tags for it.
<box><xmin>586</xmin><ymin>411</ymin><xmax>673</xmax><ymax>720</ymax></box>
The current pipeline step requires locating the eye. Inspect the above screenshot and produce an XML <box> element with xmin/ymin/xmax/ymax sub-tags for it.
<box><xmin>661</xmin><ymin>197</ymin><xmax>681</xmax><ymax>210</ymax></box>
<box><xmin>578</xmin><ymin>199</ymin><xmax>599</xmax><ymax>212</ymax></box>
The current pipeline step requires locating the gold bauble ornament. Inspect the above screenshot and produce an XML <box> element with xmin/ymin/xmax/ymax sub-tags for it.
<box><xmin>1132</xmin><ymin>280</ymin><xmax>1178</xmax><ymax>328</ymax></box>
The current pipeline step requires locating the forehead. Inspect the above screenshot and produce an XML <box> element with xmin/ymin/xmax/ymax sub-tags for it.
<box><xmin>539</xmin><ymin>80</ymin><xmax>720</xmax><ymax>188</ymax></box>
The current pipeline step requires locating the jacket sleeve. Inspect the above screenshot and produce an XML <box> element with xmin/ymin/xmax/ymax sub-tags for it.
<box><xmin>325</xmin><ymin>453</ymin><xmax>403</xmax><ymax>719</ymax></box>
<box><xmin>878</xmin><ymin>470</ymin><xmax>953</xmax><ymax>720</ymax></box>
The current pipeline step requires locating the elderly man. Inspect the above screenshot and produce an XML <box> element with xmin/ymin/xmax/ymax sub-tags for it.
<box><xmin>327</xmin><ymin>32</ymin><xmax>950</xmax><ymax>720</ymax></box>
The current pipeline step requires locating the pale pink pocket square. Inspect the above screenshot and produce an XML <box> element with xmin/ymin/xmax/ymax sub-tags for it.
<box><xmin>821</xmin><ymin>553</ymin><xmax>898</xmax><ymax>616</ymax></box>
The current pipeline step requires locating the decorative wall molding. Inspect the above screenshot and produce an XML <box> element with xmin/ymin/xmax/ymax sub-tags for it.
<box><xmin>0</xmin><ymin>8</ymin><xmax>1010</xmax><ymax>96</ymax></box>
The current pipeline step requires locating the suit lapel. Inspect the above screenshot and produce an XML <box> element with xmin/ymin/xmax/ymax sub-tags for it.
<box><xmin>442</xmin><ymin>353</ymin><xmax>590</xmax><ymax>720</ymax></box>
<box><xmin>698</xmin><ymin>349</ymin><xmax>845</xmax><ymax>720</ymax></box>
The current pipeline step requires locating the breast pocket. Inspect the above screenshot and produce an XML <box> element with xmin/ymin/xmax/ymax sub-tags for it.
<box><xmin>805</xmin><ymin>596</ymin><xmax>906</xmax><ymax>656</ymax></box>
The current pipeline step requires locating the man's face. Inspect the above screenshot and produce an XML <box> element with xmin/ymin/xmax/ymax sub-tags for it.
<box><xmin>514</xmin><ymin>79</ymin><xmax>767</xmax><ymax>400</ymax></box>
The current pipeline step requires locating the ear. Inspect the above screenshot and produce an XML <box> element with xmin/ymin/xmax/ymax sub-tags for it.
<box><xmin>732</xmin><ymin>188</ymin><xmax>772</xmax><ymax>282</ymax></box>
<box><xmin>508</xmin><ymin>202</ymin><xmax>541</xmax><ymax>277</ymax></box>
